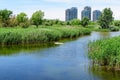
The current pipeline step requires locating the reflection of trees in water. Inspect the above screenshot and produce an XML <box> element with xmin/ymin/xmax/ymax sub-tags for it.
<box><xmin>99</xmin><ymin>32</ymin><xmax>110</xmax><ymax>39</ymax></box>
<box><xmin>0</xmin><ymin>43</ymin><xmax>56</xmax><ymax>56</ymax></box>
<box><xmin>89</xmin><ymin>65</ymin><xmax>120</xmax><ymax>80</ymax></box>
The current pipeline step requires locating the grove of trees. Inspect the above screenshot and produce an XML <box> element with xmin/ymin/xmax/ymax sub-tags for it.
<box><xmin>0</xmin><ymin>9</ymin><xmax>45</xmax><ymax>28</ymax></box>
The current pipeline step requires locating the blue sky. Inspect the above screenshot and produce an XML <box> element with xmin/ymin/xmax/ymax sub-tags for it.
<box><xmin>0</xmin><ymin>0</ymin><xmax>120</xmax><ymax>20</ymax></box>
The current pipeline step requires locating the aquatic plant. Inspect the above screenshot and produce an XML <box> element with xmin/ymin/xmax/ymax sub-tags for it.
<box><xmin>88</xmin><ymin>36</ymin><xmax>120</xmax><ymax>69</ymax></box>
<box><xmin>0</xmin><ymin>26</ymin><xmax>91</xmax><ymax>46</ymax></box>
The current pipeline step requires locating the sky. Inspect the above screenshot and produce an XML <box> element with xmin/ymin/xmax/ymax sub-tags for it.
<box><xmin>0</xmin><ymin>0</ymin><xmax>120</xmax><ymax>21</ymax></box>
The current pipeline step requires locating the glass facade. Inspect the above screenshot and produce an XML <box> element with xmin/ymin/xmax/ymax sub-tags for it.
<box><xmin>93</xmin><ymin>10</ymin><xmax>101</xmax><ymax>22</ymax></box>
<box><xmin>81</xmin><ymin>6</ymin><xmax>91</xmax><ymax>20</ymax></box>
<box><xmin>65</xmin><ymin>7</ymin><xmax>78</xmax><ymax>21</ymax></box>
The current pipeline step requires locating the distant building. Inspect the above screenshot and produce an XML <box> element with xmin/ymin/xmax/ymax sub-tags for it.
<box><xmin>65</xmin><ymin>7</ymin><xmax>78</xmax><ymax>21</ymax></box>
<box><xmin>81</xmin><ymin>6</ymin><xmax>91</xmax><ymax>20</ymax></box>
<box><xmin>93</xmin><ymin>10</ymin><xmax>101</xmax><ymax>22</ymax></box>
<box><xmin>65</xmin><ymin>9</ymin><xmax>71</xmax><ymax>21</ymax></box>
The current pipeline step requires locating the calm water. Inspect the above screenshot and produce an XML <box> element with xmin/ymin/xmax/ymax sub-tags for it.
<box><xmin>0</xmin><ymin>32</ymin><xmax>120</xmax><ymax>80</ymax></box>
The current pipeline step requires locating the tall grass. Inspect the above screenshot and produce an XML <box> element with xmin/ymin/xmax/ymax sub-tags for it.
<box><xmin>0</xmin><ymin>26</ymin><xmax>91</xmax><ymax>46</ymax></box>
<box><xmin>88</xmin><ymin>36</ymin><xmax>120</xmax><ymax>70</ymax></box>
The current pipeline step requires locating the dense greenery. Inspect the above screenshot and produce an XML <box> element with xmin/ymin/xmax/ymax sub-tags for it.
<box><xmin>98</xmin><ymin>8</ymin><xmax>114</xmax><ymax>29</ymax></box>
<box><xmin>88</xmin><ymin>36</ymin><xmax>120</xmax><ymax>69</ymax></box>
<box><xmin>31</xmin><ymin>10</ymin><xmax>44</xmax><ymax>28</ymax></box>
<box><xmin>0</xmin><ymin>8</ymin><xmax>119</xmax><ymax>46</ymax></box>
<box><xmin>0</xmin><ymin>9</ymin><xmax>13</xmax><ymax>27</ymax></box>
<box><xmin>114</xmin><ymin>20</ymin><xmax>120</xmax><ymax>27</ymax></box>
<box><xmin>69</xmin><ymin>19</ymin><xmax>81</xmax><ymax>25</ymax></box>
<box><xmin>0</xmin><ymin>26</ymin><xmax>91</xmax><ymax>46</ymax></box>
<box><xmin>16</xmin><ymin>12</ymin><xmax>29</xmax><ymax>28</ymax></box>
<box><xmin>81</xmin><ymin>17</ymin><xmax>90</xmax><ymax>27</ymax></box>
<box><xmin>42</xmin><ymin>19</ymin><xmax>65</xmax><ymax>26</ymax></box>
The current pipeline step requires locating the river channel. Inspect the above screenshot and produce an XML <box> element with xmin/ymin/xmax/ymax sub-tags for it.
<box><xmin>0</xmin><ymin>32</ymin><xmax>120</xmax><ymax>80</ymax></box>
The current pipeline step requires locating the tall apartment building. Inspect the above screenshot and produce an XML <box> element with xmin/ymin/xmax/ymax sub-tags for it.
<box><xmin>65</xmin><ymin>7</ymin><xmax>78</xmax><ymax>21</ymax></box>
<box><xmin>93</xmin><ymin>10</ymin><xmax>101</xmax><ymax>21</ymax></box>
<box><xmin>81</xmin><ymin>6</ymin><xmax>91</xmax><ymax>20</ymax></box>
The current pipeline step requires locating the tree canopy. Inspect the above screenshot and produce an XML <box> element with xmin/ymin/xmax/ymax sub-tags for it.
<box><xmin>98</xmin><ymin>8</ymin><xmax>114</xmax><ymax>29</ymax></box>
<box><xmin>70</xmin><ymin>19</ymin><xmax>80</xmax><ymax>25</ymax></box>
<box><xmin>0</xmin><ymin>9</ymin><xmax>12</xmax><ymax>22</ymax></box>
<box><xmin>81</xmin><ymin>17</ymin><xmax>89</xmax><ymax>27</ymax></box>
<box><xmin>16</xmin><ymin>12</ymin><xmax>28</xmax><ymax>23</ymax></box>
<box><xmin>31</xmin><ymin>10</ymin><xmax>44</xmax><ymax>27</ymax></box>
<box><xmin>16</xmin><ymin>12</ymin><xmax>29</xmax><ymax>28</ymax></box>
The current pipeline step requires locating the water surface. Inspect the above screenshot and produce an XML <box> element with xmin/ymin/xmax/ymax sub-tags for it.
<box><xmin>0</xmin><ymin>31</ymin><xmax>120</xmax><ymax>80</ymax></box>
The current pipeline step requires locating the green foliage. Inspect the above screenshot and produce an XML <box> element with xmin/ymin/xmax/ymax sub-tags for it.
<box><xmin>0</xmin><ymin>9</ymin><xmax>13</xmax><ymax>27</ymax></box>
<box><xmin>8</xmin><ymin>15</ymin><xmax>17</xmax><ymax>27</ymax></box>
<box><xmin>114</xmin><ymin>20</ymin><xmax>120</xmax><ymax>27</ymax></box>
<box><xmin>109</xmin><ymin>26</ymin><xmax>119</xmax><ymax>31</ymax></box>
<box><xmin>89</xmin><ymin>21</ymin><xmax>97</xmax><ymax>25</ymax></box>
<box><xmin>16</xmin><ymin>12</ymin><xmax>28</xmax><ymax>23</ymax></box>
<box><xmin>94</xmin><ymin>29</ymin><xmax>110</xmax><ymax>32</ymax></box>
<box><xmin>70</xmin><ymin>19</ymin><xmax>80</xmax><ymax>25</ymax></box>
<box><xmin>0</xmin><ymin>9</ymin><xmax>12</xmax><ymax>22</ymax></box>
<box><xmin>31</xmin><ymin>10</ymin><xmax>44</xmax><ymax>27</ymax></box>
<box><xmin>88</xmin><ymin>36</ymin><xmax>120</xmax><ymax>69</ymax></box>
<box><xmin>19</xmin><ymin>21</ymin><xmax>30</xmax><ymax>28</ymax></box>
<box><xmin>16</xmin><ymin>12</ymin><xmax>29</xmax><ymax>28</ymax></box>
<box><xmin>42</xmin><ymin>19</ymin><xmax>65</xmax><ymax>26</ymax></box>
<box><xmin>81</xmin><ymin>17</ymin><xmax>90</xmax><ymax>27</ymax></box>
<box><xmin>0</xmin><ymin>26</ymin><xmax>91</xmax><ymax>45</ymax></box>
<box><xmin>98</xmin><ymin>8</ymin><xmax>114</xmax><ymax>29</ymax></box>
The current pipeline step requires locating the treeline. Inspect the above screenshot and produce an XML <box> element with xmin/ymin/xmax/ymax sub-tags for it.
<box><xmin>0</xmin><ymin>9</ymin><xmax>91</xmax><ymax>28</ymax></box>
<box><xmin>1</xmin><ymin>8</ymin><xmax>120</xmax><ymax>29</ymax></box>
<box><xmin>0</xmin><ymin>9</ymin><xmax>44</xmax><ymax>28</ymax></box>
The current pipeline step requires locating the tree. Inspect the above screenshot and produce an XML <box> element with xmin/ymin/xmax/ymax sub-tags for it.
<box><xmin>81</xmin><ymin>17</ymin><xmax>89</xmax><ymax>27</ymax></box>
<box><xmin>16</xmin><ymin>12</ymin><xmax>29</xmax><ymax>28</ymax></box>
<box><xmin>31</xmin><ymin>10</ymin><xmax>44</xmax><ymax>28</ymax></box>
<box><xmin>98</xmin><ymin>8</ymin><xmax>114</xmax><ymax>29</ymax></box>
<box><xmin>8</xmin><ymin>15</ymin><xmax>17</xmax><ymax>27</ymax></box>
<box><xmin>70</xmin><ymin>19</ymin><xmax>80</xmax><ymax>25</ymax></box>
<box><xmin>16</xmin><ymin>12</ymin><xmax>28</xmax><ymax>23</ymax></box>
<box><xmin>0</xmin><ymin>9</ymin><xmax>12</xmax><ymax>27</ymax></box>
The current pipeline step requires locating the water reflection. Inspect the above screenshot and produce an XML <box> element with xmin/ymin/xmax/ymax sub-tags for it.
<box><xmin>90</xmin><ymin>31</ymin><xmax>120</xmax><ymax>41</ymax></box>
<box><xmin>0</xmin><ymin>43</ymin><xmax>56</xmax><ymax>56</ymax></box>
<box><xmin>89</xmin><ymin>31</ymin><xmax>120</xmax><ymax>80</ymax></box>
<box><xmin>89</xmin><ymin>66</ymin><xmax>120</xmax><ymax>80</ymax></box>
<box><xmin>0</xmin><ymin>31</ymin><xmax>120</xmax><ymax>80</ymax></box>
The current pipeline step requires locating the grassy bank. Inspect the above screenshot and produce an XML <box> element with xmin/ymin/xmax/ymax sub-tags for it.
<box><xmin>88</xmin><ymin>36</ymin><xmax>120</xmax><ymax>70</ymax></box>
<box><xmin>0</xmin><ymin>25</ymin><xmax>91</xmax><ymax>46</ymax></box>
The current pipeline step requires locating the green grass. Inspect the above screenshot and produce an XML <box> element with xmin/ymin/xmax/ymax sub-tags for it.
<box><xmin>93</xmin><ymin>28</ymin><xmax>110</xmax><ymax>32</ymax></box>
<box><xmin>88</xmin><ymin>36</ymin><xmax>120</xmax><ymax>70</ymax></box>
<box><xmin>0</xmin><ymin>25</ymin><xmax>91</xmax><ymax>46</ymax></box>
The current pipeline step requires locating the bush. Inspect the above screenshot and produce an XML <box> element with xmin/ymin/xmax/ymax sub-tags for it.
<box><xmin>109</xmin><ymin>26</ymin><xmax>119</xmax><ymax>31</ymax></box>
<box><xmin>114</xmin><ymin>20</ymin><xmax>120</xmax><ymax>27</ymax></box>
<box><xmin>81</xmin><ymin>17</ymin><xmax>90</xmax><ymax>27</ymax></box>
<box><xmin>70</xmin><ymin>19</ymin><xmax>80</xmax><ymax>25</ymax></box>
<box><xmin>19</xmin><ymin>22</ymin><xmax>30</xmax><ymax>28</ymax></box>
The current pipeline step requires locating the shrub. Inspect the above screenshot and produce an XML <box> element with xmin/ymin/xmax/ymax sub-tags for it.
<box><xmin>109</xmin><ymin>26</ymin><xmax>119</xmax><ymax>31</ymax></box>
